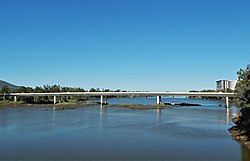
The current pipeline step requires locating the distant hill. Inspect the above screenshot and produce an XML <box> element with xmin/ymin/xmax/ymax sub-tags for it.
<box><xmin>0</xmin><ymin>80</ymin><xmax>21</xmax><ymax>89</ymax></box>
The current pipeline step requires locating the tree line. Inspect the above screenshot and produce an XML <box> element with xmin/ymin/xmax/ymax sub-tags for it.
<box><xmin>235</xmin><ymin>64</ymin><xmax>250</xmax><ymax>108</ymax></box>
<box><xmin>229</xmin><ymin>64</ymin><xmax>250</xmax><ymax>143</ymax></box>
<box><xmin>0</xmin><ymin>84</ymin><xmax>126</xmax><ymax>95</ymax></box>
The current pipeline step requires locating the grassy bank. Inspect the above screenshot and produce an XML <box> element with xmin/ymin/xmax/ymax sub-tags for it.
<box><xmin>0</xmin><ymin>100</ymin><xmax>99</xmax><ymax>108</ymax></box>
<box><xmin>0</xmin><ymin>100</ymin><xmax>29</xmax><ymax>107</ymax></box>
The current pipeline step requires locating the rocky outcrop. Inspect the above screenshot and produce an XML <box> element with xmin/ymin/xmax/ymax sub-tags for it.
<box><xmin>164</xmin><ymin>102</ymin><xmax>202</xmax><ymax>106</ymax></box>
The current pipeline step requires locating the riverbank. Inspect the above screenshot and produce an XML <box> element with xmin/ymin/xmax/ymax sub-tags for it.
<box><xmin>229</xmin><ymin>108</ymin><xmax>250</xmax><ymax>150</ymax></box>
<box><xmin>0</xmin><ymin>100</ymin><xmax>99</xmax><ymax>108</ymax></box>
<box><xmin>0</xmin><ymin>100</ymin><xmax>202</xmax><ymax>110</ymax></box>
<box><xmin>104</xmin><ymin>102</ymin><xmax>201</xmax><ymax>110</ymax></box>
<box><xmin>0</xmin><ymin>100</ymin><xmax>28</xmax><ymax>107</ymax></box>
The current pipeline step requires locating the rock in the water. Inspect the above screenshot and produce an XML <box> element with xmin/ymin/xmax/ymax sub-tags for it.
<box><xmin>163</xmin><ymin>103</ymin><xmax>172</xmax><ymax>105</ymax></box>
<box><xmin>174</xmin><ymin>103</ymin><xmax>202</xmax><ymax>106</ymax></box>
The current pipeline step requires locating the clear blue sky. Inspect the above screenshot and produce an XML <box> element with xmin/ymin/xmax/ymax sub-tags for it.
<box><xmin>0</xmin><ymin>0</ymin><xmax>249</xmax><ymax>91</ymax></box>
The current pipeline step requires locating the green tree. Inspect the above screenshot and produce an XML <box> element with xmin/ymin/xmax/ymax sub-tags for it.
<box><xmin>34</xmin><ymin>86</ymin><xmax>44</xmax><ymax>93</ymax></box>
<box><xmin>15</xmin><ymin>86</ymin><xmax>33</xmax><ymax>93</ymax></box>
<box><xmin>1</xmin><ymin>85</ymin><xmax>11</xmax><ymax>94</ymax></box>
<box><xmin>230</xmin><ymin>64</ymin><xmax>250</xmax><ymax>140</ymax></box>
<box><xmin>43</xmin><ymin>85</ymin><xmax>51</xmax><ymax>92</ymax></box>
<box><xmin>1</xmin><ymin>85</ymin><xmax>11</xmax><ymax>100</ymax></box>
<box><xmin>51</xmin><ymin>85</ymin><xmax>61</xmax><ymax>92</ymax></box>
<box><xmin>235</xmin><ymin>64</ymin><xmax>250</xmax><ymax>108</ymax></box>
<box><xmin>114</xmin><ymin>89</ymin><xmax>121</xmax><ymax>92</ymax></box>
<box><xmin>89</xmin><ymin>88</ymin><xmax>97</xmax><ymax>92</ymax></box>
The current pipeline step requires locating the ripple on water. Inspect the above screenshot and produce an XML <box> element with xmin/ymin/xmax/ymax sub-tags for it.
<box><xmin>150</xmin><ymin>122</ymin><xmax>229</xmax><ymax>139</ymax></box>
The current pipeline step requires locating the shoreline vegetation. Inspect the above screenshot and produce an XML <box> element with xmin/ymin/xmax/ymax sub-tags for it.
<box><xmin>228</xmin><ymin>108</ymin><xmax>250</xmax><ymax>150</ymax></box>
<box><xmin>104</xmin><ymin>102</ymin><xmax>201</xmax><ymax>110</ymax></box>
<box><xmin>0</xmin><ymin>99</ymin><xmax>202</xmax><ymax>110</ymax></box>
<box><xmin>228</xmin><ymin>64</ymin><xmax>250</xmax><ymax>151</ymax></box>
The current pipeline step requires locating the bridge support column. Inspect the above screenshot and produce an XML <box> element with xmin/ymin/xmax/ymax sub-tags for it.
<box><xmin>104</xmin><ymin>96</ymin><xmax>107</xmax><ymax>104</ymax></box>
<box><xmin>100</xmin><ymin>95</ymin><xmax>107</xmax><ymax>106</ymax></box>
<box><xmin>53</xmin><ymin>95</ymin><xmax>57</xmax><ymax>105</ymax></box>
<box><xmin>34</xmin><ymin>96</ymin><xmax>38</xmax><ymax>102</ymax></box>
<box><xmin>157</xmin><ymin>95</ymin><xmax>162</xmax><ymax>105</ymax></box>
<box><xmin>58</xmin><ymin>96</ymin><xmax>61</xmax><ymax>103</ymax></box>
<box><xmin>100</xmin><ymin>95</ymin><xmax>103</xmax><ymax>106</ymax></box>
<box><xmin>14</xmin><ymin>96</ymin><xmax>17</xmax><ymax>102</ymax></box>
<box><xmin>225</xmin><ymin>97</ymin><xmax>229</xmax><ymax>108</ymax></box>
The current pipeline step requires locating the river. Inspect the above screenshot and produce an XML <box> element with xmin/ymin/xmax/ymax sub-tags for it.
<box><xmin>0</xmin><ymin>97</ymin><xmax>250</xmax><ymax>161</ymax></box>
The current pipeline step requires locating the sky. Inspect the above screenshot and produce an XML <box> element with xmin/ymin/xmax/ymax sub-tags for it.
<box><xmin>0</xmin><ymin>0</ymin><xmax>249</xmax><ymax>91</ymax></box>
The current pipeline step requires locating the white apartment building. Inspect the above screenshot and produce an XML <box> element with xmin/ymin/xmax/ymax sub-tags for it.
<box><xmin>216</xmin><ymin>80</ymin><xmax>237</xmax><ymax>91</ymax></box>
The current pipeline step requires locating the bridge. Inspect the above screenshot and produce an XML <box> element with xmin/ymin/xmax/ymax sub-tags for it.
<box><xmin>9</xmin><ymin>92</ymin><xmax>236</xmax><ymax>107</ymax></box>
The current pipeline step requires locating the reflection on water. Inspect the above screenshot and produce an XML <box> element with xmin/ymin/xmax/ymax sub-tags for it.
<box><xmin>231</xmin><ymin>106</ymin><xmax>240</xmax><ymax>117</ymax></box>
<box><xmin>156</xmin><ymin>108</ymin><xmax>161</xmax><ymax>123</ymax></box>
<box><xmin>0</xmin><ymin>98</ymin><xmax>249</xmax><ymax>161</ymax></box>
<box><xmin>242</xmin><ymin>144</ymin><xmax>250</xmax><ymax>161</ymax></box>
<box><xmin>226</xmin><ymin>107</ymin><xmax>230</xmax><ymax>125</ymax></box>
<box><xmin>99</xmin><ymin>106</ymin><xmax>107</xmax><ymax>129</ymax></box>
<box><xmin>225</xmin><ymin>107</ymin><xmax>240</xmax><ymax>126</ymax></box>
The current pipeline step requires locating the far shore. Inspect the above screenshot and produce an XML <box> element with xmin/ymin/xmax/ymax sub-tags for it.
<box><xmin>0</xmin><ymin>100</ymin><xmax>202</xmax><ymax>112</ymax></box>
<box><xmin>0</xmin><ymin>101</ymin><xmax>99</xmax><ymax>108</ymax></box>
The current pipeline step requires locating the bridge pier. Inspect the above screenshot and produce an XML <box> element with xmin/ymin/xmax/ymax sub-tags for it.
<box><xmin>100</xmin><ymin>95</ymin><xmax>107</xmax><ymax>106</ymax></box>
<box><xmin>34</xmin><ymin>96</ymin><xmax>38</xmax><ymax>102</ymax></box>
<box><xmin>156</xmin><ymin>95</ymin><xmax>162</xmax><ymax>105</ymax></box>
<box><xmin>53</xmin><ymin>95</ymin><xmax>57</xmax><ymax>105</ymax></box>
<box><xmin>225</xmin><ymin>97</ymin><xmax>229</xmax><ymax>108</ymax></box>
<box><xmin>14</xmin><ymin>96</ymin><xmax>17</xmax><ymax>102</ymax></box>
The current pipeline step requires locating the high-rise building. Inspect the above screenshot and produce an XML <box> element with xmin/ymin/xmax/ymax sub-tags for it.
<box><xmin>216</xmin><ymin>80</ymin><xmax>237</xmax><ymax>91</ymax></box>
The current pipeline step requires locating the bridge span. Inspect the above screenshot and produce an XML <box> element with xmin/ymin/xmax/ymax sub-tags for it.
<box><xmin>9</xmin><ymin>92</ymin><xmax>236</xmax><ymax>107</ymax></box>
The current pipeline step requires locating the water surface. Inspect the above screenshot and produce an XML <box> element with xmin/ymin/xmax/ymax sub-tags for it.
<box><xmin>0</xmin><ymin>97</ymin><xmax>249</xmax><ymax>161</ymax></box>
